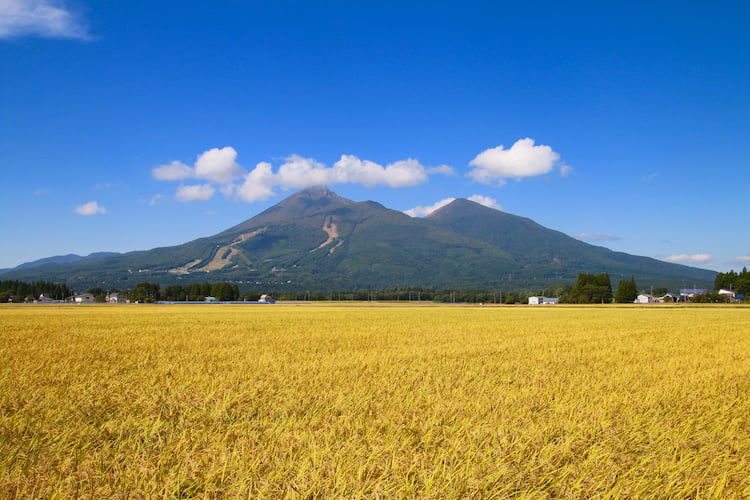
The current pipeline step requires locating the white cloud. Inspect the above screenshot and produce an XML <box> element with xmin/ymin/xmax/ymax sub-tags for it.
<box><xmin>274</xmin><ymin>154</ymin><xmax>432</xmax><ymax>189</ymax></box>
<box><xmin>641</xmin><ymin>171</ymin><xmax>660</xmax><ymax>182</ymax></box>
<box><xmin>427</xmin><ymin>164</ymin><xmax>455</xmax><ymax>176</ymax></box>
<box><xmin>33</xmin><ymin>188</ymin><xmax>51</xmax><ymax>195</ymax></box>
<box><xmin>234</xmin><ymin>162</ymin><xmax>277</xmax><ymax>202</ymax></box>
<box><xmin>467</xmin><ymin>194</ymin><xmax>502</xmax><ymax>211</ymax></box>
<box><xmin>194</xmin><ymin>146</ymin><xmax>244</xmax><ymax>184</ymax></box>
<box><xmin>74</xmin><ymin>200</ymin><xmax>106</xmax><ymax>216</ymax></box>
<box><xmin>664</xmin><ymin>254</ymin><xmax>712</xmax><ymax>263</ymax></box>
<box><xmin>375</xmin><ymin>158</ymin><xmax>430</xmax><ymax>187</ymax></box>
<box><xmin>152</xmin><ymin>147</ymin><xmax>244</xmax><ymax>183</ymax></box>
<box><xmin>154</xmin><ymin>147</ymin><xmax>453</xmax><ymax>202</ymax></box>
<box><xmin>0</xmin><ymin>0</ymin><xmax>89</xmax><ymax>39</ymax></box>
<box><xmin>175</xmin><ymin>184</ymin><xmax>215</xmax><ymax>202</ymax></box>
<box><xmin>404</xmin><ymin>198</ymin><xmax>456</xmax><ymax>217</ymax></box>
<box><xmin>574</xmin><ymin>233</ymin><xmax>621</xmax><ymax>242</ymax></box>
<box><xmin>276</xmin><ymin>155</ymin><xmax>335</xmax><ymax>188</ymax></box>
<box><xmin>93</xmin><ymin>182</ymin><xmax>129</xmax><ymax>191</ymax></box>
<box><xmin>735</xmin><ymin>256</ymin><xmax>750</xmax><ymax>262</ymax></box>
<box><xmin>148</xmin><ymin>194</ymin><xmax>164</xmax><ymax>206</ymax></box>
<box><xmin>468</xmin><ymin>138</ymin><xmax>562</xmax><ymax>185</ymax></box>
<box><xmin>152</xmin><ymin>161</ymin><xmax>194</xmax><ymax>181</ymax></box>
<box><xmin>404</xmin><ymin>194</ymin><xmax>502</xmax><ymax>217</ymax></box>
<box><xmin>233</xmin><ymin>153</ymin><xmax>441</xmax><ymax>201</ymax></box>
<box><xmin>559</xmin><ymin>164</ymin><xmax>573</xmax><ymax>177</ymax></box>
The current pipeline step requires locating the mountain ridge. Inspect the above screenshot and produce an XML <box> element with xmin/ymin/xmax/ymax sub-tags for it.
<box><xmin>1</xmin><ymin>187</ymin><xmax>715</xmax><ymax>290</ymax></box>
<box><xmin>0</xmin><ymin>252</ymin><xmax>122</xmax><ymax>276</ymax></box>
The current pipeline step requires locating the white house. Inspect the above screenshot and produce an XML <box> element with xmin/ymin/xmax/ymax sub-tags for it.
<box><xmin>635</xmin><ymin>294</ymin><xmax>656</xmax><ymax>304</ymax></box>
<box><xmin>73</xmin><ymin>293</ymin><xmax>95</xmax><ymax>303</ymax></box>
<box><xmin>258</xmin><ymin>294</ymin><xmax>276</xmax><ymax>304</ymax></box>
<box><xmin>656</xmin><ymin>293</ymin><xmax>677</xmax><ymax>303</ymax></box>
<box><xmin>680</xmin><ymin>288</ymin><xmax>707</xmax><ymax>300</ymax></box>
<box><xmin>718</xmin><ymin>289</ymin><xmax>736</xmax><ymax>299</ymax></box>
<box><xmin>37</xmin><ymin>293</ymin><xmax>59</xmax><ymax>303</ymax></box>
<box><xmin>105</xmin><ymin>292</ymin><xmax>125</xmax><ymax>303</ymax></box>
<box><xmin>528</xmin><ymin>296</ymin><xmax>559</xmax><ymax>305</ymax></box>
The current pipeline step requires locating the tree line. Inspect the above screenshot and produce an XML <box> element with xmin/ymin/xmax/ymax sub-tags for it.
<box><xmin>715</xmin><ymin>267</ymin><xmax>750</xmax><ymax>295</ymax></box>
<box><xmin>3</xmin><ymin>274</ymin><xmax>745</xmax><ymax>304</ymax></box>
<box><xmin>127</xmin><ymin>282</ymin><xmax>243</xmax><ymax>303</ymax></box>
<box><xmin>0</xmin><ymin>280</ymin><xmax>71</xmax><ymax>303</ymax></box>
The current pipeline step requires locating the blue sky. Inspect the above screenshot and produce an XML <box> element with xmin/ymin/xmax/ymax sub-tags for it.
<box><xmin>1</xmin><ymin>0</ymin><xmax>748</xmax><ymax>271</ymax></box>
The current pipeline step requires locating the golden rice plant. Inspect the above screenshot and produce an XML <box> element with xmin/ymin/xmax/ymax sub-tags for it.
<box><xmin>1</xmin><ymin>304</ymin><xmax>749</xmax><ymax>498</ymax></box>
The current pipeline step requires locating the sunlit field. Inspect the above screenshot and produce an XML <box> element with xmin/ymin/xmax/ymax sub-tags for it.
<box><xmin>1</xmin><ymin>304</ymin><xmax>749</xmax><ymax>498</ymax></box>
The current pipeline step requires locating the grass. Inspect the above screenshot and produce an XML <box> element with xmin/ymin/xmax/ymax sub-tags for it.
<box><xmin>1</xmin><ymin>303</ymin><xmax>749</xmax><ymax>498</ymax></box>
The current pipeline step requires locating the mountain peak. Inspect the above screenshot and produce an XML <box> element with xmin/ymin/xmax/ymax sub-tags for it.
<box><xmin>4</xmin><ymin>187</ymin><xmax>716</xmax><ymax>290</ymax></box>
<box><xmin>426</xmin><ymin>197</ymin><xmax>492</xmax><ymax>219</ymax></box>
<box><xmin>282</xmin><ymin>186</ymin><xmax>352</xmax><ymax>204</ymax></box>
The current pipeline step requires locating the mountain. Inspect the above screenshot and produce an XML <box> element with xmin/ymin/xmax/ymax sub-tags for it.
<box><xmin>426</xmin><ymin>198</ymin><xmax>716</xmax><ymax>286</ymax></box>
<box><xmin>1</xmin><ymin>187</ymin><xmax>715</xmax><ymax>290</ymax></box>
<box><xmin>0</xmin><ymin>252</ymin><xmax>121</xmax><ymax>275</ymax></box>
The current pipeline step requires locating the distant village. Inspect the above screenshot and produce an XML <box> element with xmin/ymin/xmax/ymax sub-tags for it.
<box><xmin>527</xmin><ymin>288</ymin><xmax>745</xmax><ymax>305</ymax></box>
<box><xmin>15</xmin><ymin>286</ymin><xmax>748</xmax><ymax>305</ymax></box>
<box><xmin>2</xmin><ymin>268</ymin><xmax>747</xmax><ymax>305</ymax></box>
<box><xmin>30</xmin><ymin>292</ymin><xmax>276</xmax><ymax>305</ymax></box>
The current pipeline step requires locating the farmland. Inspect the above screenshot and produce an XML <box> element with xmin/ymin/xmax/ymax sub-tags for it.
<box><xmin>1</xmin><ymin>304</ymin><xmax>749</xmax><ymax>497</ymax></box>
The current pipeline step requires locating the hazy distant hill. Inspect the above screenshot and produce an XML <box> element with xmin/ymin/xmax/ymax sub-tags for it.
<box><xmin>2</xmin><ymin>187</ymin><xmax>715</xmax><ymax>290</ymax></box>
<box><xmin>0</xmin><ymin>252</ymin><xmax>121</xmax><ymax>275</ymax></box>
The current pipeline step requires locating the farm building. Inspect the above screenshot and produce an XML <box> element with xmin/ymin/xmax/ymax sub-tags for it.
<box><xmin>105</xmin><ymin>293</ymin><xmax>125</xmax><ymax>303</ymax></box>
<box><xmin>635</xmin><ymin>294</ymin><xmax>656</xmax><ymax>304</ymax></box>
<box><xmin>72</xmin><ymin>293</ymin><xmax>95</xmax><ymax>304</ymax></box>
<box><xmin>680</xmin><ymin>288</ymin><xmax>707</xmax><ymax>299</ymax></box>
<box><xmin>656</xmin><ymin>293</ymin><xmax>677</xmax><ymax>303</ymax></box>
<box><xmin>718</xmin><ymin>289</ymin><xmax>745</xmax><ymax>302</ymax></box>
<box><xmin>259</xmin><ymin>294</ymin><xmax>276</xmax><ymax>304</ymax></box>
<box><xmin>528</xmin><ymin>296</ymin><xmax>559</xmax><ymax>305</ymax></box>
<box><xmin>36</xmin><ymin>293</ymin><xmax>60</xmax><ymax>303</ymax></box>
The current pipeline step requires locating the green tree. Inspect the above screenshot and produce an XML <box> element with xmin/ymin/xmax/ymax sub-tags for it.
<box><xmin>614</xmin><ymin>277</ymin><xmax>638</xmax><ymax>303</ymax></box>
<box><xmin>564</xmin><ymin>273</ymin><xmax>613</xmax><ymax>304</ymax></box>
<box><xmin>127</xmin><ymin>282</ymin><xmax>161</xmax><ymax>303</ymax></box>
<box><xmin>715</xmin><ymin>267</ymin><xmax>750</xmax><ymax>295</ymax></box>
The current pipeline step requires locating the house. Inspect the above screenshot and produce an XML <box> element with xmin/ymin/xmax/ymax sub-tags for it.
<box><xmin>37</xmin><ymin>293</ymin><xmax>59</xmax><ymax>303</ymax></box>
<box><xmin>528</xmin><ymin>296</ymin><xmax>559</xmax><ymax>305</ymax></box>
<box><xmin>718</xmin><ymin>289</ymin><xmax>745</xmax><ymax>302</ymax></box>
<box><xmin>259</xmin><ymin>294</ymin><xmax>276</xmax><ymax>304</ymax></box>
<box><xmin>73</xmin><ymin>293</ymin><xmax>95</xmax><ymax>303</ymax></box>
<box><xmin>656</xmin><ymin>293</ymin><xmax>677</xmax><ymax>303</ymax></box>
<box><xmin>680</xmin><ymin>288</ymin><xmax>707</xmax><ymax>300</ymax></box>
<box><xmin>105</xmin><ymin>292</ymin><xmax>125</xmax><ymax>303</ymax></box>
<box><xmin>635</xmin><ymin>294</ymin><xmax>656</xmax><ymax>304</ymax></box>
<box><xmin>204</xmin><ymin>296</ymin><xmax>217</xmax><ymax>302</ymax></box>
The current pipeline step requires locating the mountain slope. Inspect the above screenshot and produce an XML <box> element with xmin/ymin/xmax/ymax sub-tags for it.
<box><xmin>2</xmin><ymin>188</ymin><xmax>715</xmax><ymax>290</ymax></box>
<box><xmin>0</xmin><ymin>252</ymin><xmax>121</xmax><ymax>276</ymax></box>
<box><xmin>2</xmin><ymin>187</ymin><xmax>517</xmax><ymax>289</ymax></box>
<box><xmin>426</xmin><ymin>198</ymin><xmax>715</xmax><ymax>286</ymax></box>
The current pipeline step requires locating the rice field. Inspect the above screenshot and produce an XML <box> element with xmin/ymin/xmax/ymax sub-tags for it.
<box><xmin>1</xmin><ymin>303</ymin><xmax>749</xmax><ymax>498</ymax></box>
